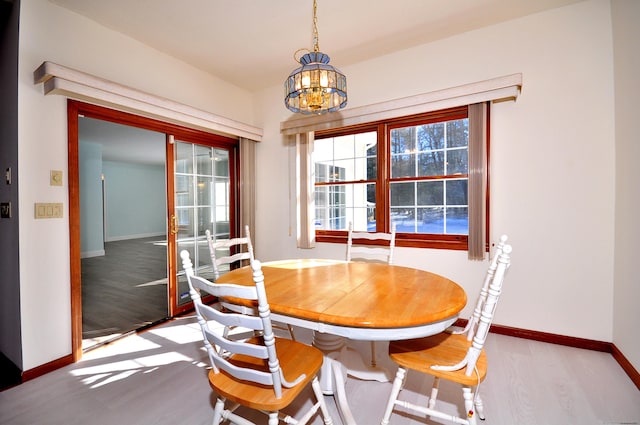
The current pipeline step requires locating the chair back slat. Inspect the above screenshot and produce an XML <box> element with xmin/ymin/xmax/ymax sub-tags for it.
<box><xmin>346</xmin><ymin>222</ymin><xmax>396</xmax><ymax>265</ymax></box>
<box><xmin>195</xmin><ymin>297</ymin><xmax>264</xmax><ymax>334</ymax></box>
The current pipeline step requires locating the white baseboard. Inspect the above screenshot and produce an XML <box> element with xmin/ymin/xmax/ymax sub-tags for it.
<box><xmin>106</xmin><ymin>232</ymin><xmax>166</xmax><ymax>242</ymax></box>
<box><xmin>81</xmin><ymin>250</ymin><xmax>105</xmax><ymax>259</ymax></box>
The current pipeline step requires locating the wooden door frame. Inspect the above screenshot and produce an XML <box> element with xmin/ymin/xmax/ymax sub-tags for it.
<box><xmin>67</xmin><ymin>100</ymin><xmax>239</xmax><ymax>360</ymax></box>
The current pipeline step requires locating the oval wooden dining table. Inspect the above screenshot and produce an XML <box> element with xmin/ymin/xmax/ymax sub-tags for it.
<box><xmin>216</xmin><ymin>258</ymin><xmax>467</xmax><ymax>425</ymax></box>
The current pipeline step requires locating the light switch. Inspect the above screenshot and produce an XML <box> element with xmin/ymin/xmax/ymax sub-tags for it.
<box><xmin>34</xmin><ymin>203</ymin><xmax>63</xmax><ymax>219</ymax></box>
<box><xmin>50</xmin><ymin>170</ymin><xmax>63</xmax><ymax>186</ymax></box>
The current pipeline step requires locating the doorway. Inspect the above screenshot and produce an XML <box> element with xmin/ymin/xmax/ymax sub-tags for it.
<box><xmin>78</xmin><ymin>116</ymin><xmax>168</xmax><ymax>350</ymax></box>
<box><xmin>67</xmin><ymin>100</ymin><xmax>239</xmax><ymax>358</ymax></box>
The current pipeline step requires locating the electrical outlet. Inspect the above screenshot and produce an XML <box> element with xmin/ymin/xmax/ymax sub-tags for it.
<box><xmin>0</xmin><ymin>202</ymin><xmax>11</xmax><ymax>218</ymax></box>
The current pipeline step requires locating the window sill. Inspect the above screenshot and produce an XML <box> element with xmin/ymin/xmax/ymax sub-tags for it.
<box><xmin>315</xmin><ymin>232</ymin><xmax>469</xmax><ymax>251</ymax></box>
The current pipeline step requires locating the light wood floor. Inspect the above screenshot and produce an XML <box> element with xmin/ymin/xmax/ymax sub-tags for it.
<box><xmin>1</xmin><ymin>315</ymin><xmax>638</xmax><ymax>425</ymax></box>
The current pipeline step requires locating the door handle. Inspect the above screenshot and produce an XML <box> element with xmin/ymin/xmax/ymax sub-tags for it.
<box><xmin>170</xmin><ymin>214</ymin><xmax>178</xmax><ymax>235</ymax></box>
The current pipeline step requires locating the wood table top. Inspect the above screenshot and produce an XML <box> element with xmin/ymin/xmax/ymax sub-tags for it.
<box><xmin>216</xmin><ymin>259</ymin><xmax>467</xmax><ymax>330</ymax></box>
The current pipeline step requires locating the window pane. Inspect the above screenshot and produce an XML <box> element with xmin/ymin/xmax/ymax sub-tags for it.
<box><xmin>333</xmin><ymin>135</ymin><xmax>355</xmax><ymax>160</ymax></box>
<box><xmin>391</xmin><ymin>126</ymin><xmax>416</xmax><ymax>153</ymax></box>
<box><xmin>418</xmin><ymin>122</ymin><xmax>445</xmax><ymax>150</ymax></box>
<box><xmin>314</xmin><ymin>182</ymin><xmax>374</xmax><ymax>231</ymax></box>
<box><xmin>418</xmin><ymin>151</ymin><xmax>445</xmax><ymax>177</ymax></box>
<box><xmin>175</xmin><ymin>175</ymin><xmax>193</xmax><ymax>205</ymax></box>
<box><xmin>420</xmin><ymin>207</ymin><xmax>444</xmax><ymax>233</ymax></box>
<box><xmin>175</xmin><ymin>143</ymin><xmax>193</xmax><ymax>174</ymax></box>
<box><xmin>446</xmin><ymin>207</ymin><xmax>468</xmax><ymax>234</ymax></box>
<box><xmin>334</xmin><ymin>159</ymin><xmax>357</xmax><ymax>181</ymax></box>
<box><xmin>213</xmin><ymin>149</ymin><xmax>229</xmax><ymax>176</ymax></box>
<box><xmin>390</xmin><ymin>126</ymin><xmax>416</xmax><ymax>178</ymax></box>
<box><xmin>367</xmin><ymin>155</ymin><xmax>377</xmax><ymax>180</ymax></box>
<box><xmin>390</xmin><ymin>181</ymin><xmax>415</xmax><ymax>206</ymax></box>
<box><xmin>446</xmin><ymin>179</ymin><xmax>468</xmax><ymax>205</ymax></box>
<box><xmin>417</xmin><ymin>181</ymin><xmax>443</xmax><ymax>205</ymax></box>
<box><xmin>391</xmin><ymin>207</ymin><xmax>415</xmax><ymax>232</ymax></box>
<box><xmin>197</xmin><ymin>176</ymin><xmax>212</xmax><ymax>207</ymax></box>
<box><xmin>195</xmin><ymin>144</ymin><xmax>212</xmax><ymax>175</ymax></box>
<box><xmin>447</xmin><ymin>149</ymin><xmax>468</xmax><ymax>175</ymax></box>
<box><xmin>447</xmin><ymin>119</ymin><xmax>468</xmax><ymax>148</ymax></box>
<box><xmin>391</xmin><ymin>152</ymin><xmax>416</xmax><ymax>178</ymax></box>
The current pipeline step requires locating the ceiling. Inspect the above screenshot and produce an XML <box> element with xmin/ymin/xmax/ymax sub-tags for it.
<box><xmin>50</xmin><ymin>0</ymin><xmax>583</xmax><ymax>92</ymax></box>
<box><xmin>79</xmin><ymin>116</ymin><xmax>166</xmax><ymax>165</ymax></box>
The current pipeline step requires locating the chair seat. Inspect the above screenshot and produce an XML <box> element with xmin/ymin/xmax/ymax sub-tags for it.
<box><xmin>209</xmin><ymin>337</ymin><xmax>324</xmax><ymax>412</ymax></box>
<box><xmin>389</xmin><ymin>333</ymin><xmax>487</xmax><ymax>386</ymax></box>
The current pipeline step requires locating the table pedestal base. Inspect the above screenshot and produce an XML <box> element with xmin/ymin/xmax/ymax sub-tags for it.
<box><xmin>312</xmin><ymin>332</ymin><xmax>397</xmax><ymax>425</ymax></box>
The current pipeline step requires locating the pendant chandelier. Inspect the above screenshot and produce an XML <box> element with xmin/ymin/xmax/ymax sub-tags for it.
<box><xmin>284</xmin><ymin>0</ymin><xmax>347</xmax><ymax>115</ymax></box>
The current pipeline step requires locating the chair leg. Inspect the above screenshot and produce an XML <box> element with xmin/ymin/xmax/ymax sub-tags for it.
<box><xmin>428</xmin><ymin>377</ymin><xmax>440</xmax><ymax>409</ymax></box>
<box><xmin>267</xmin><ymin>411</ymin><xmax>279</xmax><ymax>425</ymax></box>
<box><xmin>370</xmin><ymin>341</ymin><xmax>377</xmax><ymax>367</ymax></box>
<box><xmin>474</xmin><ymin>392</ymin><xmax>485</xmax><ymax>420</ymax></box>
<box><xmin>462</xmin><ymin>387</ymin><xmax>478</xmax><ymax>425</ymax></box>
<box><xmin>211</xmin><ymin>397</ymin><xmax>224</xmax><ymax>425</ymax></box>
<box><xmin>311</xmin><ymin>376</ymin><xmax>334</xmax><ymax>425</ymax></box>
<box><xmin>380</xmin><ymin>366</ymin><xmax>407</xmax><ymax>425</ymax></box>
<box><xmin>287</xmin><ymin>324</ymin><xmax>296</xmax><ymax>341</ymax></box>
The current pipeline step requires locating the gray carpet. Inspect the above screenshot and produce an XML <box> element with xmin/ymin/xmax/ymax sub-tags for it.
<box><xmin>81</xmin><ymin>236</ymin><xmax>169</xmax><ymax>349</ymax></box>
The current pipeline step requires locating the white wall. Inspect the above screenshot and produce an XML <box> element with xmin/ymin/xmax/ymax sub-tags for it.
<box><xmin>254</xmin><ymin>0</ymin><xmax>617</xmax><ymax>344</ymax></box>
<box><xmin>102</xmin><ymin>161</ymin><xmax>166</xmax><ymax>241</ymax></box>
<box><xmin>17</xmin><ymin>0</ymin><xmax>255</xmax><ymax>370</ymax></box>
<box><xmin>78</xmin><ymin>141</ymin><xmax>104</xmax><ymax>256</ymax></box>
<box><xmin>611</xmin><ymin>0</ymin><xmax>640</xmax><ymax>372</ymax></box>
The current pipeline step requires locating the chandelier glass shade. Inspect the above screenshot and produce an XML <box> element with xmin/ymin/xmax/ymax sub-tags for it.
<box><xmin>284</xmin><ymin>0</ymin><xmax>347</xmax><ymax>114</ymax></box>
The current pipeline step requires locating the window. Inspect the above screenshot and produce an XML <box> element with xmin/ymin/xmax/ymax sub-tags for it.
<box><xmin>313</xmin><ymin>105</ymin><xmax>488</xmax><ymax>250</ymax></box>
<box><xmin>314</xmin><ymin>131</ymin><xmax>376</xmax><ymax>231</ymax></box>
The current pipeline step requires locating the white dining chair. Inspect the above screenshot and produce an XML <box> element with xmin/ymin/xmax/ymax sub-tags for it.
<box><xmin>380</xmin><ymin>242</ymin><xmax>513</xmax><ymax>425</ymax></box>
<box><xmin>346</xmin><ymin>221</ymin><xmax>397</xmax><ymax>265</ymax></box>
<box><xmin>205</xmin><ymin>226</ymin><xmax>296</xmax><ymax>340</ymax></box>
<box><xmin>181</xmin><ymin>251</ymin><xmax>334</xmax><ymax>425</ymax></box>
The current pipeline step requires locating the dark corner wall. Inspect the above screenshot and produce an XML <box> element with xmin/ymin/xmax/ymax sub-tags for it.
<box><xmin>0</xmin><ymin>0</ymin><xmax>22</xmax><ymax>385</ymax></box>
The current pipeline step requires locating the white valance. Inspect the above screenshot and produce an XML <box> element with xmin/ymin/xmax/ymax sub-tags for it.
<box><xmin>33</xmin><ymin>61</ymin><xmax>263</xmax><ymax>141</ymax></box>
<box><xmin>281</xmin><ymin>73</ymin><xmax>521</xmax><ymax>135</ymax></box>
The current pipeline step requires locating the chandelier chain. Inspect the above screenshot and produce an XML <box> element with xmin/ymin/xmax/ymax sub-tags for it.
<box><xmin>312</xmin><ymin>0</ymin><xmax>319</xmax><ymax>52</ymax></box>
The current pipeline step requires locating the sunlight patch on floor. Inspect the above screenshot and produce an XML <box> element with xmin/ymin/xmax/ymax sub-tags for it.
<box><xmin>147</xmin><ymin>320</ymin><xmax>203</xmax><ymax>344</ymax></box>
<box><xmin>82</xmin><ymin>333</ymin><xmax>161</xmax><ymax>360</ymax></box>
<box><xmin>71</xmin><ymin>351</ymin><xmax>194</xmax><ymax>388</ymax></box>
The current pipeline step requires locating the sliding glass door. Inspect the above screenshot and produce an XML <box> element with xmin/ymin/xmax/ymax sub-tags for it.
<box><xmin>172</xmin><ymin>141</ymin><xmax>234</xmax><ymax>309</ymax></box>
